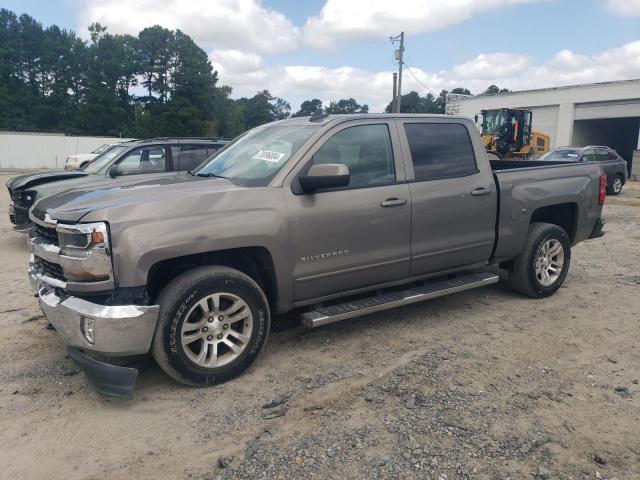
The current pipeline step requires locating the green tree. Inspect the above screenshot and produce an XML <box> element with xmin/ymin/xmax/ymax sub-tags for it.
<box><xmin>325</xmin><ymin>98</ymin><xmax>368</xmax><ymax>114</ymax></box>
<box><xmin>235</xmin><ymin>90</ymin><xmax>290</xmax><ymax>129</ymax></box>
<box><xmin>451</xmin><ymin>87</ymin><xmax>471</xmax><ymax>95</ymax></box>
<box><xmin>137</xmin><ymin>25</ymin><xmax>174</xmax><ymax>103</ymax></box>
<box><xmin>384</xmin><ymin>91</ymin><xmax>441</xmax><ymax>113</ymax></box>
<box><xmin>483</xmin><ymin>85</ymin><xmax>510</xmax><ymax>95</ymax></box>
<box><xmin>0</xmin><ymin>8</ymin><xmax>295</xmax><ymax>138</ymax></box>
<box><xmin>293</xmin><ymin>98</ymin><xmax>323</xmax><ymax>117</ymax></box>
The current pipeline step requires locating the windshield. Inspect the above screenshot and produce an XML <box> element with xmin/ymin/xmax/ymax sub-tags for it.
<box><xmin>539</xmin><ymin>149</ymin><xmax>581</xmax><ymax>161</ymax></box>
<box><xmin>92</xmin><ymin>144</ymin><xmax>110</xmax><ymax>154</ymax></box>
<box><xmin>195</xmin><ymin>125</ymin><xmax>318</xmax><ymax>186</ymax></box>
<box><xmin>83</xmin><ymin>145</ymin><xmax>128</xmax><ymax>173</ymax></box>
<box><xmin>481</xmin><ymin>110</ymin><xmax>509</xmax><ymax>135</ymax></box>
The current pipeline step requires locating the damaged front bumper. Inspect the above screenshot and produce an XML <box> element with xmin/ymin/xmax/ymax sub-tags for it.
<box><xmin>30</xmin><ymin>270</ymin><xmax>159</xmax><ymax>397</ymax></box>
<box><xmin>9</xmin><ymin>203</ymin><xmax>30</xmax><ymax>231</ymax></box>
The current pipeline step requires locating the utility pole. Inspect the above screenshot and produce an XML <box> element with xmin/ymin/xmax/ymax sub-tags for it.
<box><xmin>390</xmin><ymin>32</ymin><xmax>405</xmax><ymax>113</ymax></box>
<box><xmin>392</xmin><ymin>72</ymin><xmax>398</xmax><ymax>113</ymax></box>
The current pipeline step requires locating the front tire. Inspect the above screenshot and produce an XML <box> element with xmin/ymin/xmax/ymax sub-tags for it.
<box><xmin>507</xmin><ymin>222</ymin><xmax>571</xmax><ymax>298</ymax></box>
<box><xmin>151</xmin><ymin>266</ymin><xmax>270</xmax><ymax>387</ymax></box>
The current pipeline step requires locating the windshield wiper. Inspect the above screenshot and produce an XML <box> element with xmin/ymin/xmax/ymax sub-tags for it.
<box><xmin>191</xmin><ymin>171</ymin><xmax>227</xmax><ymax>179</ymax></box>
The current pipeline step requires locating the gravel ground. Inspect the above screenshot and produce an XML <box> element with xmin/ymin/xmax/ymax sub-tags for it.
<box><xmin>0</xmin><ymin>175</ymin><xmax>638</xmax><ymax>480</ymax></box>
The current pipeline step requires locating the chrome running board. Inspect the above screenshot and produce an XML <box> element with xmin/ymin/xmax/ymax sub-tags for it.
<box><xmin>301</xmin><ymin>272</ymin><xmax>499</xmax><ymax>328</ymax></box>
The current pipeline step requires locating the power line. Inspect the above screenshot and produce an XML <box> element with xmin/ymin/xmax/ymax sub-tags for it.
<box><xmin>403</xmin><ymin>61</ymin><xmax>437</xmax><ymax>96</ymax></box>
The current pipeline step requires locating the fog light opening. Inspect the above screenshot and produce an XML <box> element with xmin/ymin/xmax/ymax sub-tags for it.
<box><xmin>81</xmin><ymin>317</ymin><xmax>95</xmax><ymax>344</ymax></box>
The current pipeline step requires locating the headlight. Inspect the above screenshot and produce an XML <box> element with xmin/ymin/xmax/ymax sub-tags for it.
<box><xmin>18</xmin><ymin>190</ymin><xmax>37</xmax><ymax>207</ymax></box>
<box><xmin>56</xmin><ymin>222</ymin><xmax>112</xmax><ymax>283</ymax></box>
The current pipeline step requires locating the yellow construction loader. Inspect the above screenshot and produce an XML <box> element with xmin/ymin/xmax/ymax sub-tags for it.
<box><xmin>477</xmin><ymin>108</ymin><xmax>550</xmax><ymax>160</ymax></box>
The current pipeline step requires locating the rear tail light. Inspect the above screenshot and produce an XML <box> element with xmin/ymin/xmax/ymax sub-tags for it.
<box><xmin>599</xmin><ymin>175</ymin><xmax>606</xmax><ymax>205</ymax></box>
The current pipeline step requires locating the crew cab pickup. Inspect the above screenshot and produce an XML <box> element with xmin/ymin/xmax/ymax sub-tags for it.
<box><xmin>27</xmin><ymin>114</ymin><xmax>606</xmax><ymax>397</ymax></box>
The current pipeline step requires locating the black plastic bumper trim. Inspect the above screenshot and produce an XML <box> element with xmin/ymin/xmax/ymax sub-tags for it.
<box><xmin>67</xmin><ymin>347</ymin><xmax>138</xmax><ymax>398</ymax></box>
<box><xmin>589</xmin><ymin>217</ymin><xmax>606</xmax><ymax>239</ymax></box>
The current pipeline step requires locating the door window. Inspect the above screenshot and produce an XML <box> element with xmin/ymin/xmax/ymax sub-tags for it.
<box><xmin>595</xmin><ymin>148</ymin><xmax>610</xmax><ymax>161</ymax></box>
<box><xmin>116</xmin><ymin>146</ymin><xmax>167</xmax><ymax>175</ymax></box>
<box><xmin>179</xmin><ymin>144</ymin><xmax>211</xmax><ymax>171</ymax></box>
<box><xmin>404</xmin><ymin>123</ymin><xmax>477</xmax><ymax>181</ymax></box>
<box><xmin>582</xmin><ymin>148</ymin><xmax>597</xmax><ymax>162</ymax></box>
<box><xmin>310</xmin><ymin>124</ymin><xmax>395</xmax><ymax>189</ymax></box>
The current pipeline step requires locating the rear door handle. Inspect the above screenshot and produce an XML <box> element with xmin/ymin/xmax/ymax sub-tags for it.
<box><xmin>381</xmin><ymin>198</ymin><xmax>407</xmax><ymax>207</ymax></box>
<box><xmin>471</xmin><ymin>187</ymin><xmax>491</xmax><ymax>196</ymax></box>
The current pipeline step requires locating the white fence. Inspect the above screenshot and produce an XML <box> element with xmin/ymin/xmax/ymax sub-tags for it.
<box><xmin>0</xmin><ymin>131</ymin><xmax>131</xmax><ymax>170</ymax></box>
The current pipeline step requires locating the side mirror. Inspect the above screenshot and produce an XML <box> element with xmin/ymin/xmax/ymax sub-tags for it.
<box><xmin>109</xmin><ymin>165</ymin><xmax>123</xmax><ymax>178</ymax></box>
<box><xmin>299</xmin><ymin>164</ymin><xmax>350</xmax><ymax>192</ymax></box>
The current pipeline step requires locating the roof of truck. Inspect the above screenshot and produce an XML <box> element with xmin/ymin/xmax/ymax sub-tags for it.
<box><xmin>121</xmin><ymin>137</ymin><xmax>229</xmax><ymax>145</ymax></box>
<box><xmin>273</xmin><ymin>113</ymin><xmax>471</xmax><ymax>126</ymax></box>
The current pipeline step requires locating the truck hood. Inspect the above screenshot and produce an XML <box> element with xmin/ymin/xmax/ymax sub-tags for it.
<box><xmin>30</xmin><ymin>171</ymin><xmax>174</xmax><ymax>202</ymax></box>
<box><xmin>7</xmin><ymin>170</ymin><xmax>88</xmax><ymax>191</ymax></box>
<box><xmin>67</xmin><ymin>153</ymin><xmax>96</xmax><ymax>162</ymax></box>
<box><xmin>35</xmin><ymin>173</ymin><xmax>242</xmax><ymax>222</ymax></box>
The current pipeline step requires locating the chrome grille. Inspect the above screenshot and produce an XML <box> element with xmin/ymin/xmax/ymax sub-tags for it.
<box><xmin>33</xmin><ymin>256</ymin><xmax>66</xmax><ymax>282</ymax></box>
<box><xmin>34</xmin><ymin>224</ymin><xmax>59</xmax><ymax>246</ymax></box>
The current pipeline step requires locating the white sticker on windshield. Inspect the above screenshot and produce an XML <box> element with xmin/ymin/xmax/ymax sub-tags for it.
<box><xmin>253</xmin><ymin>150</ymin><xmax>285</xmax><ymax>163</ymax></box>
<box><xmin>567</xmin><ymin>153</ymin><xmax>578</xmax><ymax>157</ymax></box>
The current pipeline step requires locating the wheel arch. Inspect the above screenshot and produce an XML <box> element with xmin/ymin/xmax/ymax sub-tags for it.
<box><xmin>146</xmin><ymin>247</ymin><xmax>278</xmax><ymax>309</ymax></box>
<box><xmin>529</xmin><ymin>202</ymin><xmax>578</xmax><ymax>243</ymax></box>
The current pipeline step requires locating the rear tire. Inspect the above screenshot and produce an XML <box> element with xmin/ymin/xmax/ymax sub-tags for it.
<box><xmin>507</xmin><ymin>222</ymin><xmax>571</xmax><ymax>298</ymax></box>
<box><xmin>151</xmin><ymin>266</ymin><xmax>270</xmax><ymax>387</ymax></box>
<box><xmin>609</xmin><ymin>175</ymin><xmax>623</xmax><ymax>195</ymax></box>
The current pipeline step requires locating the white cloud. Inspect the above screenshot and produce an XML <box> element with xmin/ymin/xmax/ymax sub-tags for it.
<box><xmin>453</xmin><ymin>53</ymin><xmax>533</xmax><ymax>79</ymax></box>
<box><xmin>606</xmin><ymin>0</ymin><xmax>640</xmax><ymax>16</ymax></box>
<box><xmin>211</xmin><ymin>41</ymin><xmax>640</xmax><ymax>112</ymax></box>
<box><xmin>76</xmin><ymin>0</ymin><xmax>299</xmax><ymax>54</ymax></box>
<box><xmin>302</xmin><ymin>0</ymin><xmax>540</xmax><ymax>49</ymax></box>
<box><xmin>210</xmin><ymin>49</ymin><xmax>264</xmax><ymax>75</ymax></box>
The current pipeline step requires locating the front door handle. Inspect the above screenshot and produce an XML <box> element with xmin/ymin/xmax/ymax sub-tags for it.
<box><xmin>381</xmin><ymin>198</ymin><xmax>407</xmax><ymax>207</ymax></box>
<box><xmin>471</xmin><ymin>187</ymin><xmax>491</xmax><ymax>196</ymax></box>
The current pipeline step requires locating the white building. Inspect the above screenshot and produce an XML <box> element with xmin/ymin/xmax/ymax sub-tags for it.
<box><xmin>447</xmin><ymin>79</ymin><xmax>640</xmax><ymax>178</ymax></box>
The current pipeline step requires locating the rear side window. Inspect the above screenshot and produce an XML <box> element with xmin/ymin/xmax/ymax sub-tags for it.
<box><xmin>179</xmin><ymin>145</ymin><xmax>211</xmax><ymax>171</ymax></box>
<box><xmin>404</xmin><ymin>123</ymin><xmax>477</xmax><ymax>181</ymax></box>
<box><xmin>595</xmin><ymin>148</ymin><xmax>609</xmax><ymax>161</ymax></box>
<box><xmin>582</xmin><ymin>148</ymin><xmax>597</xmax><ymax>162</ymax></box>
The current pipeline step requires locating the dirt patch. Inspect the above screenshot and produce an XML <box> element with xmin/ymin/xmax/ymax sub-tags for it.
<box><xmin>0</xmin><ymin>175</ymin><xmax>638</xmax><ymax>479</ymax></box>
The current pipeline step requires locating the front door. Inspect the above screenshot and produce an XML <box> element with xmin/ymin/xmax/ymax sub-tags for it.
<box><xmin>396</xmin><ymin>119</ymin><xmax>497</xmax><ymax>275</ymax></box>
<box><xmin>286</xmin><ymin>121</ymin><xmax>411</xmax><ymax>302</ymax></box>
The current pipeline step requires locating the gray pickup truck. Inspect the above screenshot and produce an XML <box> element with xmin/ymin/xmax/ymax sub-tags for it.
<box><xmin>7</xmin><ymin>138</ymin><xmax>226</xmax><ymax>230</ymax></box>
<box><xmin>28</xmin><ymin>114</ymin><xmax>606</xmax><ymax>396</ymax></box>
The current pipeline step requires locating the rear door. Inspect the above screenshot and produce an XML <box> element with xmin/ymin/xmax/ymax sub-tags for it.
<box><xmin>285</xmin><ymin>120</ymin><xmax>411</xmax><ymax>301</ymax></box>
<box><xmin>396</xmin><ymin>118</ymin><xmax>497</xmax><ymax>275</ymax></box>
<box><xmin>595</xmin><ymin>147</ymin><xmax>616</xmax><ymax>180</ymax></box>
<box><xmin>177</xmin><ymin>144</ymin><xmax>213</xmax><ymax>171</ymax></box>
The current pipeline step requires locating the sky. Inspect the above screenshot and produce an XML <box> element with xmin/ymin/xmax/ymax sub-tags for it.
<box><xmin>2</xmin><ymin>0</ymin><xmax>640</xmax><ymax>112</ymax></box>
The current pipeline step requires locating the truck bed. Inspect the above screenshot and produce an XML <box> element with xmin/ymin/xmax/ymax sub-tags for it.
<box><xmin>490</xmin><ymin>158</ymin><xmax>604</xmax><ymax>262</ymax></box>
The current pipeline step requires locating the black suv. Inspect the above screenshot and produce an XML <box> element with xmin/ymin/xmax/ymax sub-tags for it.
<box><xmin>7</xmin><ymin>138</ymin><xmax>227</xmax><ymax>230</ymax></box>
<box><xmin>539</xmin><ymin>145</ymin><xmax>628</xmax><ymax>195</ymax></box>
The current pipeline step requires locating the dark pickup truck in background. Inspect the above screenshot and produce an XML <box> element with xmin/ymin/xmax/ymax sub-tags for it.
<box><xmin>7</xmin><ymin>137</ymin><xmax>227</xmax><ymax>230</ymax></box>
<box><xmin>27</xmin><ymin>113</ymin><xmax>606</xmax><ymax>396</ymax></box>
